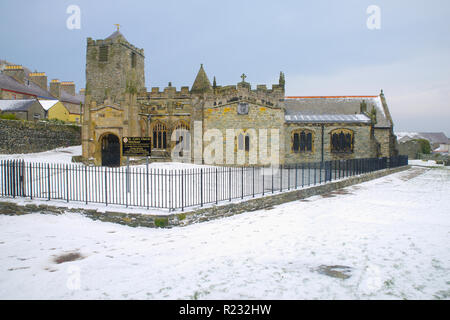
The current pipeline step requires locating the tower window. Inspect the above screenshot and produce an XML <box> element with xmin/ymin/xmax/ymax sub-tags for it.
<box><xmin>131</xmin><ymin>52</ymin><xmax>136</xmax><ymax>68</ymax></box>
<box><xmin>99</xmin><ymin>45</ymin><xmax>109</xmax><ymax>62</ymax></box>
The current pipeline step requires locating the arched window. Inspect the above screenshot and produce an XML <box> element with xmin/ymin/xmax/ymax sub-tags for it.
<box><xmin>151</xmin><ymin>121</ymin><xmax>168</xmax><ymax>149</ymax></box>
<box><xmin>330</xmin><ymin>129</ymin><xmax>354</xmax><ymax>153</ymax></box>
<box><xmin>292</xmin><ymin>129</ymin><xmax>314</xmax><ymax>153</ymax></box>
<box><xmin>237</xmin><ymin>132</ymin><xmax>251</xmax><ymax>151</ymax></box>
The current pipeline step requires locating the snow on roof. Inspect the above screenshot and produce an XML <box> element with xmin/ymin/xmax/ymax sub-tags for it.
<box><xmin>285</xmin><ymin>113</ymin><xmax>371</xmax><ymax>123</ymax></box>
<box><xmin>38</xmin><ymin>99</ymin><xmax>59</xmax><ymax>111</ymax></box>
<box><xmin>0</xmin><ymin>99</ymin><xmax>37</xmax><ymax>111</ymax></box>
<box><xmin>396</xmin><ymin>132</ymin><xmax>449</xmax><ymax>144</ymax></box>
<box><xmin>283</xmin><ymin>95</ymin><xmax>390</xmax><ymax>128</ymax></box>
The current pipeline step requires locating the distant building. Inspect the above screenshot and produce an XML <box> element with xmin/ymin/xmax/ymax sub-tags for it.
<box><xmin>0</xmin><ymin>64</ymin><xmax>84</xmax><ymax>123</ymax></box>
<box><xmin>396</xmin><ymin>132</ymin><xmax>449</xmax><ymax>156</ymax></box>
<box><xmin>0</xmin><ymin>99</ymin><xmax>45</xmax><ymax>121</ymax></box>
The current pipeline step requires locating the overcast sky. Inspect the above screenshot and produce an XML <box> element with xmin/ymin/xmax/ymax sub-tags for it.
<box><xmin>1</xmin><ymin>0</ymin><xmax>449</xmax><ymax>135</ymax></box>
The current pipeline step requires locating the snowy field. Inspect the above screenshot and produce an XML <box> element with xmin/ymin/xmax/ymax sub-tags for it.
<box><xmin>0</xmin><ymin>165</ymin><xmax>449</xmax><ymax>299</ymax></box>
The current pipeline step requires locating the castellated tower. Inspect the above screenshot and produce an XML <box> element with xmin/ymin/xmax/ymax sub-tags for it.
<box><xmin>83</xmin><ymin>29</ymin><xmax>145</xmax><ymax>165</ymax></box>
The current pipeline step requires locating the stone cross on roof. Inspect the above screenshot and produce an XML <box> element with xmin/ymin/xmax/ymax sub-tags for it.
<box><xmin>114</xmin><ymin>24</ymin><xmax>121</xmax><ymax>31</ymax></box>
<box><xmin>241</xmin><ymin>73</ymin><xmax>247</xmax><ymax>82</ymax></box>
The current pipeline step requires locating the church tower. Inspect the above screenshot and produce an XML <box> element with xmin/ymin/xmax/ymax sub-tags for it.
<box><xmin>82</xmin><ymin>27</ymin><xmax>146</xmax><ymax>165</ymax></box>
<box><xmin>85</xmin><ymin>27</ymin><xmax>145</xmax><ymax>105</ymax></box>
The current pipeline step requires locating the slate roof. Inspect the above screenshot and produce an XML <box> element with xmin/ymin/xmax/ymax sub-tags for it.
<box><xmin>0</xmin><ymin>99</ymin><xmax>38</xmax><ymax>112</ymax></box>
<box><xmin>283</xmin><ymin>96</ymin><xmax>392</xmax><ymax>128</ymax></box>
<box><xmin>396</xmin><ymin>132</ymin><xmax>448</xmax><ymax>144</ymax></box>
<box><xmin>285</xmin><ymin>114</ymin><xmax>371</xmax><ymax>124</ymax></box>
<box><xmin>191</xmin><ymin>64</ymin><xmax>212</xmax><ymax>94</ymax></box>
<box><xmin>0</xmin><ymin>73</ymin><xmax>54</xmax><ymax>99</ymax></box>
<box><xmin>106</xmin><ymin>31</ymin><xmax>128</xmax><ymax>42</ymax></box>
<box><xmin>60</xmin><ymin>89</ymin><xmax>84</xmax><ymax>105</ymax></box>
<box><xmin>417</xmin><ymin>132</ymin><xmax>448</xmax><ymax>144</ymax></box>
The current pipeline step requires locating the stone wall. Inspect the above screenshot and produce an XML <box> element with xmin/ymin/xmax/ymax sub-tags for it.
<box><xmin>0</xmin><ymin>119</ymin><xmax>81</xmax><ymax>154</ymax></box>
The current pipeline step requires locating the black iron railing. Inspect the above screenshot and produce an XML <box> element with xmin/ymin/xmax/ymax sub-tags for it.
<box><xmin>0</xmin><ymin>155</ymin><xmax>408</xmax><ymax>211</ymax></box>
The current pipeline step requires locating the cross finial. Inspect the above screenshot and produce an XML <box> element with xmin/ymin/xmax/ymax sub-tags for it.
<box><xmin>241</xmin><ymin>73</ymin><xmax>247</xmax><ymax>82</ymax></box>
<box><xmin>114</xmin><ymin>24</ymin><xmax>121</xmax><ymax>31</ymax></box>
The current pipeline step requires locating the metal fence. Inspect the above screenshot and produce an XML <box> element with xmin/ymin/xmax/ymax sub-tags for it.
<box><xmin>0</xmin><ymin>155</ymin><xmax>408</xmax><ymax>212</ymax></box>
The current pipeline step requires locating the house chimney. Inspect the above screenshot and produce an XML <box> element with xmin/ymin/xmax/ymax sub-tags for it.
<box><xmin>50</xmin><ymin>79</ymin><xmax>61</xmax><ymax>98</ymax></box>
<box><xmin>29</xmin><ymin>72</ymin><xmax>48</xmax><ymax>91</ymax></box>
<box><xmin>61</xmin><ymin>81</ymin><xmax>76</xmax><ymax>96</ymax></box>
<box><xmin>3</xmin><ymin>65</ymin><xmax>25</xmax><ymax>83</ymax></box>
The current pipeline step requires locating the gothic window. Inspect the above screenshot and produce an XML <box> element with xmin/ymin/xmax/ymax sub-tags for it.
<box><xmin>292</xmin><ymin>129</ymin><xmax>314</xmax><ymax>153</ymax></box>
<box><xmin>245</xmin><ymin>135</ymin><xmax>250</xmax><ymax>151</ymax></box>
<box><xmin>330</xmin><ymin>129</ymin><xmax>354</xmax><ymax>153</ymax></box>
<box><xmin>237</xmin><ymin>132</ymin><xmax>251</xmax><ymax>151</ymax></box>
<box><xmin>151</xmin><ymin>121</ymin><xmax>168</xmax><ymax>149</ymax></box>
<box><xmin>131</xmin><ymin>52</ymin><xmax>136</xmax><ymax>68</ymax></box>
<box><xmin>99</xmin><ymin>45</ymin><xmax>109</xmax><ymax>62</ymax></box>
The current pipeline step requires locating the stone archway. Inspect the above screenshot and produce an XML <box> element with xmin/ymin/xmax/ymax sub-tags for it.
<box><xmin>101</xmin><ymin>134</ymin><xmax>120</xmax><ymax>167</ymax></box>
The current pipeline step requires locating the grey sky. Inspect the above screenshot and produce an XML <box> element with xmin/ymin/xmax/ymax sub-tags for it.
<box><xmin>1</xmin><ymin>0</ymin><xmax>449</xmax><ymax>135</ymax></box>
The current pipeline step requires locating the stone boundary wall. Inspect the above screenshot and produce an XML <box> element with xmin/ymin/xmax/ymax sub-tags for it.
<box><xmin>0</xmin><ymin>119</ymin><xmax>81</xmax><ymax>154</ymax></box>
<box><xmin>0</xmin><ymin>165</ymin><xmax>411</xmax><ymax>228</ymax></box>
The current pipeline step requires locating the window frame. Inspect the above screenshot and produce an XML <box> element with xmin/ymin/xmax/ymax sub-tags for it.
<box><xmin>291</xmin><ymin>129</ymin><xmax>314</xmax><ymax>153</ymax></box>
<box><xmin>330</xmin><ymin>128</ymin><xmax>354</xmax><ymax>153</ymax></box>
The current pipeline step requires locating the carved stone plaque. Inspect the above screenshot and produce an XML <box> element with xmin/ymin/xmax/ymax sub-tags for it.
<box><xmin>237</xmin><ymin>102</ymin><xmax>249</xmax><ymax>115</ymax></box>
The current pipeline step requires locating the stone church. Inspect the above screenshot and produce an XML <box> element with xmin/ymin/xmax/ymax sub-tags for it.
<box><xmin>82</xmin><ymin>29</ymin><xmax>398</xmax><ymax>167</ymax></box>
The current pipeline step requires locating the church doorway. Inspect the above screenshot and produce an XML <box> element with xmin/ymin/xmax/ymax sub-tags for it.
<box><xmin>101</xmin><ymin>134</ymin><xmax>120</xmax><ymax>167</ymax></box>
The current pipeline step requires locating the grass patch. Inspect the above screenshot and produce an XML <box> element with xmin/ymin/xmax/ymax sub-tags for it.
<box><xmin>53</xmin><ymin>252</ymin><xmax>84</xmax><ymax>264</ymax></box>
<box><xmin>154</xmin><ymin>217</ymin><xmax>169</xmax><ymax>228</ymax></box>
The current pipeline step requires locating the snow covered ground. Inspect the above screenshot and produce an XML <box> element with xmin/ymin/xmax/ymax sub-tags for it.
<box><xmin>0</xmin><ymin>165</ymin><xmax>449</xmax><ymax>300</ymax></box>
<box><xmin>0</xmin><ymin>146</ymin><xmax>82</xmax><ymax>164</ymax></box>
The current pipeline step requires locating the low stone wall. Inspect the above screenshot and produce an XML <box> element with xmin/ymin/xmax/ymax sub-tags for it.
<box><xmin>0</xmin><ymin>165</ymin><xmax>411</xmax><ymax>228</ymax></box>
<box><xmin>0</xmin><ymin>119</ymin><xmax>81</xmax><ymax>154</ymax></box>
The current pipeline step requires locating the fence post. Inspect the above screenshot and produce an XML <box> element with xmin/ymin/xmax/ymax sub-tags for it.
<box><xmin>47</xmin><ymin>163</ymin><xmax>50</xmax><ymax>201</ymax></box>
<box><xmin>85</xmin><ymin>166</ymin><xmax>88</xmax><ymax>205</ymax></box>
<box><xmin>146</xmin><ymin>157</ymin><xmax>150</xmax><ymax>210</ymax></box>
<box><xmin>12</xmin><ymin>160</ymin><xmax>16</xmax><ymax>198</ymax></box>
<box><xmin>280</xmin><ymin>165</ymin><xmax>283</xmax><ymax>192</ymax></box>
<box><xmin>271</xmin><ymin>166</ymin><xmax>274</xmax><ymax>194</ymax></box>
<box><xmin>287</xmin><ymin>165</ymin><xmax>290</xmax><ymax>191</ymax></box>
<box><xmin>229</xmin><ymin>167</ymin><xmax>232</xmax><ymax>202</ymax></box>
<box><xmin>241</xmin><ymin>166</ymin><xmax>244</xmax><ymax>199</ymax></box>
<box><xmin>200</xmin><ymin>168</ymin><xmax>203</xmax><ymax>207</ymax></box>
<box><xmin>262</xmin><ymin>167</ymin><xmax>265</xmax><ymax>196</ymax></box>
<box><xmin>105</xmin><ymin>167</ymin><xmax>108</xmax><ymax>206</ymax></box>
<box><xmin>29</xmin><ymin>163</ymin><xmax>32</xmax><ymax>200</ymax></box>
<box><xmin>215</xmin><ymin>168</ymin><xmax>218</xmax><ymax>204</ymax></box>
<box><xmin>169</xmin><ymin>170</ymin><xmax>172</xmax><ymax>211</ymax></box>
<box><xmin>252</xmin><ymin>166</ymin><xmax>255</xmax><ymax>198</ymax></box>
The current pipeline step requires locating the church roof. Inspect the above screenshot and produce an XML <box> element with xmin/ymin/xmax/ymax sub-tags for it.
<box><xmin>191</xmin><ymin>64</ymin><xmax>212</xmax><ymax>94</ymax></box>
<box><xmin>283</xmin><ymin>95</ymin><xmax>392</xmax><ymax>128</ymax></box>
<box><xmin>285</xmin><ymin>113</ymin><xmax>371</xmax><ymax>124</ymax></box>
<box><xmin>106</xmin><ymin>30</ymin><xmax>128</xmax><ymax>42</ymax></box>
